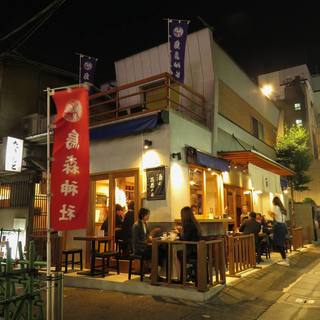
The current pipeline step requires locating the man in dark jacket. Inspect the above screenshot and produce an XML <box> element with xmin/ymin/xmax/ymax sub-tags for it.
<box><xmin>239</xmin><ymin>211</ymin><xmax>262</xmax><ymax>263</ymax></box>
<box><xmin>121</xmin><ymin>201</ymin><xmax>135</xmax><ymax>253</ymax></box>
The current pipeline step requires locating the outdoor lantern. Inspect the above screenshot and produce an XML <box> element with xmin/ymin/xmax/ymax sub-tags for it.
<box><xmin>171</xmin><ymin>152</ymin><xmax>182</xmax><ymax>160</ymax></box>
<box><xmin>144</xmin><ymin>139</ymin><xmax>152</xmax><ymax>149</ymax></box>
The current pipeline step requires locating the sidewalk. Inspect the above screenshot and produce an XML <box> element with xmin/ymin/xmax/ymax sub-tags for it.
<box><xmin>258</xmin><ymin>248</ymin><xmax>320</xmax><ymax>320</ymax></box>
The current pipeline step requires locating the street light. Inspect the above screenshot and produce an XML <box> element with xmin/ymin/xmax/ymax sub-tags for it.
<box><xmin>261</xmin><ymin>84</ymin><xmax>273</xmax><ymax>98</ymax></box>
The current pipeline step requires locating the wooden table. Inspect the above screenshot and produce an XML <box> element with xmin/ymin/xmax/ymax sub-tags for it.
<box><xmin>73</xmin><ymin>235</ymin><xmax>113</xmax><ymax>276</ymax></box>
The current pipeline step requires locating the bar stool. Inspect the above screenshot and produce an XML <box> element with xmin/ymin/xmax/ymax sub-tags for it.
<box><xmin>62</xmin><ymin>248</ymin><xmax>83</xmax><ymax>273</ymax></box>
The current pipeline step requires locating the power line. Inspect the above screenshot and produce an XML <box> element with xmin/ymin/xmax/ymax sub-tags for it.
<box><xmin>0</xmin><ymin>0</ymin><xmax>65</xmax><ymax>42</ymax></box>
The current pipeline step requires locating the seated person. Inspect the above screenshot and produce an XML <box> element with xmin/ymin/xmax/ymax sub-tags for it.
<box><xmin>100</xmin><ymin>204</ymin><xmax>124</xmax><ymax>237</ymax></box>
<box><xmin>121</xmin><ymin>201</ymin><xmax>135</xmax><ymax>255</ymax></box>
<box><xmin>177</xmin><ymin>206</ymin><xmax>202</xmax><ymax>282</ymax></box>
<box><xmin>239</xmin><ymin>211</ymin><xmax>262</xmax><ymax>263</ymax></box>
<box><xmin>132</xmin><ymin>208</ymin><xmax>153</xmax><ymax>259</ymax></box>
<box><xmin>256</xmin><ymin>213</ymin><xmax>270</xmax><ymax>234</ymax></box>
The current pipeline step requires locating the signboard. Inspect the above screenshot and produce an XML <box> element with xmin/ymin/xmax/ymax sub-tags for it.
<box><xmin>51</xmin><ymin>87</ymin><xmax>89</xmax><ymax>231</ymax></box>
<box><xmin>4</xmin><ymin>137</ymin><xmax>24</xmax><ymax>172</ymax></box>
<box><xmin>146</xmin><ymin>166</ymin><xmax>166</xmax><ymax>200</ymax></box>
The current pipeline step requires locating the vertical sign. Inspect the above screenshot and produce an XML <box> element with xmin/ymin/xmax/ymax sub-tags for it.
<box><xmin>168</xmin><ymin>19</ymin><xmax>189</xmax><ymax>82</ymax></box>
<box><xmin>51</xmin><ymin>87</ymin><xmax>89</xmax><ymax>231</ymax></box>
<box><xmin>3</xmin><ymin>137</ymin><xmax>24</xmax><ymax>172</ymax></box>
<box><xmin>80</xmin><ymin>55</ymin><xmax>97</xmax><ymax>84</ymax></box>
<box><xmin>146</xmin><ymin>166</ymin><xmax>166</xmax><ymax>200</ymax></box>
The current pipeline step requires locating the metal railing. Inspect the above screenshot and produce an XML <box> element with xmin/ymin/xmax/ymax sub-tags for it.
<box><xmin>89</xmin><ymin>72</ymin><xmax>207</xmax><ymax>127</ymax></box>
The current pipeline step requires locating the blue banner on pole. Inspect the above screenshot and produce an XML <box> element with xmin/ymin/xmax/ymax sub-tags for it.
<box><xmin>80</xmin><ymin>55</ymin><xmax>97</xmax><ymax>84</ymax></box>
<box><xmin>169</xmin><ymin>19</ymin><xmax>189</xmax><ymax>83</ymax></box>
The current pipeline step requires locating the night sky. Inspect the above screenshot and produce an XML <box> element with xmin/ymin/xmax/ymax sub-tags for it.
<box><xmin>1</xmin><ymin>1</ymin><xmax>320</xmax><ymax>85</ymax></box>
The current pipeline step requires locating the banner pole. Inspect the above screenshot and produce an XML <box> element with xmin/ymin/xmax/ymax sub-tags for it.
<box><xmin>46</xmin><ymin>87</ymin><xmax>52</xmax><ymax>320</ymax></box>
<box><xmin>167</xmin><ymin>18</ymin><xmax>171</xmax><ymax>110</ymax></box>
<box><xmin>78</xmin><ymin>54</ymin><xmax>82</xmax><ymax>84</ymax></box>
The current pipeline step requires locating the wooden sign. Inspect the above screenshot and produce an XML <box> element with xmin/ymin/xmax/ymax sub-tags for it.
<box><xmin>146</xmin><ymin>166</ymin><xmax>166</xmax><ymax>200</ymax></box>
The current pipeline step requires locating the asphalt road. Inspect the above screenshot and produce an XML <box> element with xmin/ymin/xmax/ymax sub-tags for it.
<box><xmin>64</xmin><ymin>246</ymin><xmax>320</xmax><ymax>320</ymax></box>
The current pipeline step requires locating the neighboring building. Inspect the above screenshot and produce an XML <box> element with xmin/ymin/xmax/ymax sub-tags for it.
<box><xmin>259</xmin><ymin>65</ymin><xmax>320</xmax><ymax>204</ymax></box>
<box><xmin>24</xmin><ymin>28</ymin><xmax>293</xmax><ymax>261</ymax></box>
<box><xmin>0</xmin><ymin>53</ymin><xmax>76</xmax><ymax>254</ymax></box>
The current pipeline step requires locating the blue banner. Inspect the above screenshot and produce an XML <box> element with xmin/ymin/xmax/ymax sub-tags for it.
<box><xmin>169</xmin><ymin>19</ymin><xmax>189</xmax><ymax>83</ymax></box>
<box><xmin>80</xmin><ymin>55</ymin><xmax>97</xmax><ymax>84</ymax></box>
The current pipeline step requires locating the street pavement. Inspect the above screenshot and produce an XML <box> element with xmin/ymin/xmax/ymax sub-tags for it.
<box><xmin>64</xmin><ymin>245</ymin><xmax>320</xmax><ymax>320</ymax></box>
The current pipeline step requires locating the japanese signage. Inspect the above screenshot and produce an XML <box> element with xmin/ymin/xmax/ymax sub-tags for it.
<box><xmin>4</xmin><ymin>137</ymin><xmax>24</xmax><ymax>172</ymax></box>
<box><xmin>51</xmin><ymin>88</ymin><xmax>89</xmax><ymax>231</ymax></box>
<box><xmin>80</xmin><ymin>55</ymin><xmax>97</xmax><ymax>84</ymax></box>
<box><xmin>169</xmin><ymin>19</ymin><xmax>189</xmax><ymax>82</ymax></box>
<box><xmin>146</xmin><ymin>166</ymin><xmax>166</xmax><ymax>200</ymax></box>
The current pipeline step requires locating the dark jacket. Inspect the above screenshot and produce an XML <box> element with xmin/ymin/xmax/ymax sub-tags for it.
<box><xmin>239</xmin><ymin>218</ymin><xmax>261</xmax><ymax>235</ymax></box>
<box><xmin>122</xmin><ymin>210</ymin><xmax>135</xmax><ymax>241</ymax></box>
<box><xmin>100</xmin><ymin>214</ymin><xmax>123</xmax><ymax>236</ymax></box>
<box><xmin>181</xmin><ymin>222</ymin><xmax>200</xmax><ymax>242</ymax></box>
<box><xmin>132</xmin><ymin>220</ymin><xmax>149</xmax><ymax>254</ymax></box>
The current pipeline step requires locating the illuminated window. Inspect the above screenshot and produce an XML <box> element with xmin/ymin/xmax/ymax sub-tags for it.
<box><xmin>189</xmin><ymin>166</ymin><xmax>220</xmax><ymax>217</ymax></box>
<box><xmin>294</xmin><ymin>103</ymin><xmax>301</xmax><ymax>111</ymax></box>
<box><xmin>296</xmin><ymin>119</ymin><xmax>303</xmax><ymax>127</ymax></box>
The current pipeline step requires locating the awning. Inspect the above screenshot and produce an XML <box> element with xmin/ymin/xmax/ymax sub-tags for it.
<box><xmin>218</xmin><ymin>150</ymin><xmax>294</xmax><ymax>176</ymax></box>
<box><xmin>90</xmin><ymin>112</ymin><xmax>163</xmax><ymax>141</ymax></box>
<box><xmin>186</xmin><ymin>147</ymin><xmax>230</xmax><ymax>172</ymax></box>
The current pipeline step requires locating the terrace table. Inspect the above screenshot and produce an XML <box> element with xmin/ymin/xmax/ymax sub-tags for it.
<box><xmin>73</xmin><ymin>235</ymin><xmax>113</xmax><ymax>276</ymax></box>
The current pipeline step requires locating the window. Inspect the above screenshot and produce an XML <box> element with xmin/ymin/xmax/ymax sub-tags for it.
<box><xmin>189</xmin><ymin>166</ymin><xmax>221</xmax><ymax>217</ymax></box>
<box><xmin>252</xmin><ymin>117</ymin><xmax>264</xmax><ymax>140</ymax></box>
<box><xmin>294</xmin><ymin>103</ymin><xmax>301</xmax><ymax>111</ymax></box>
<box><xmin>296</xmin><ymin>119</ymin><xmax>303</xmax><ymax>127</ymax></box>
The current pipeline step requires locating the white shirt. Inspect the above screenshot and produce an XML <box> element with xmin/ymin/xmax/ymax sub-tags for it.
<box><xmin>142</xmin><ymin>222</ymin><xmax>147</xmax><ymax>235</ymax></box>
<box><xmin>272</xmin><ymin>205</ymin><xmax>285</xmax><ymax>223</ymax></box>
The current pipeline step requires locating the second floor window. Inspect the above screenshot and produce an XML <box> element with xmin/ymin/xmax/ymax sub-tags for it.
<box><xmin>296</xmin><ymin>119</ymin><xmax>303</xmax><ymax>127</ymax></box>
<box><xmin>252</xmin><ymin>117</ymin><xmax>264</xmax><ymax>140</ymax></box>
<box><xmin>294</xmin><ymin>103</ymin><xmax>301</xmax><ymax>111</ymax></box>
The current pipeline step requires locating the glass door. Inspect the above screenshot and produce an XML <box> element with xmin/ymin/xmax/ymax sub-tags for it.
<box><xmin>94</xmin><ymin>179</ymin><xmax>110</xmax><ymax>236</ymax></box>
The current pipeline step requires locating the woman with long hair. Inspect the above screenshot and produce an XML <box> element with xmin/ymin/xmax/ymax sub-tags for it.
<box><xmin>270</xmin><ymin>196</ymin><xmax>289</xmax><ymax>266</ymax></box>
<box><xmin>180</xmin><ymin>206</ymin><xmax>202</xmax><ymax>241</ymax></box>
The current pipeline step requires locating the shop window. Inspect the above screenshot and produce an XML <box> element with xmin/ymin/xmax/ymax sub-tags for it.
<box><xmin>294</xmin><ymin>103</ymin><xmax>301</xmax><ymax>111</ymax></box>
<box><xmin>189</xmin><ymin>166</ymin><xmax>220</xmax><ymax>217</ymax></box>
<box><xmin>252</xmin><ymin>117</ymin><xmax>264</xmax><ymax>140</ymax></box>
<box><xmin>0</xmin><ymin>184</ymin><xmax>11</xmax><ymax>208</ymax></box>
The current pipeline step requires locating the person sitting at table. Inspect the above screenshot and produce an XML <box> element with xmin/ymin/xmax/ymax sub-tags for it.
<box><xmin>100</xmin><ymin>204</ymin><xmax>124</xmax><ymax>238</ymax></box>
<box><xmin>121</xmin><ymin>201</ymin><xmax>135</xmax><ymax>255</ymax></box>
<box><xmin>239</xmin><ymin>211</ymin><xmax>262</xmax><ymax>263</ymax></box>
<box><xmin>132</xmin><ymin>208</ymin><xmax>153</xmax><ymax>259</ymax></box>
<box><xmin>177</xmin><ymin>206</ymin><xmax>202</xmax><ymax>282</ymax></box>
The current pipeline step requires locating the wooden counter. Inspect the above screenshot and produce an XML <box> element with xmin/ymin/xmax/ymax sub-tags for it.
<box><xmin>175</xmin><ymin>218</ymin><xmax>234</xmax><ymax>236</ymax></box>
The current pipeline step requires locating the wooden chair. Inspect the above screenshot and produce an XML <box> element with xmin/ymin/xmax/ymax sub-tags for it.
<box><xmin>128</xmin><ymin>253</ymin><xmax>145</xmax><ymax>281</ymax></box>
<box><xmin>62</xmin><ymin>248</ymin><xmax>83</xmax><ymax>273</ymax></box>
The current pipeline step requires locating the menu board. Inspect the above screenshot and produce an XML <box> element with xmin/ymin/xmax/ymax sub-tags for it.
<box><xmin>146</xmin><ymin>166</ymin><xmax>166</xmax><ymax>200</ymax></box>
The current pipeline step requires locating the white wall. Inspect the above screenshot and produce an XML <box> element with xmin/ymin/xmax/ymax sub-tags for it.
<box><xmin>114</xmin><ymin>28</ymin><xmax>214</xmax><ymax>110</ymax></box>
<box><xmin>169</xmin><ymin>110</ymin><xmax>212</xmax><ymax>220</ymax></box>
<box><xmin>213</xmin><ymin>42</ymin><xmax>279</xmax><ymax>128</ymax></box>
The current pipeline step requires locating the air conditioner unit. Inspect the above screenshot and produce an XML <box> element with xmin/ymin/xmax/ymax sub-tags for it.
<box><xmin>22</xmin><ymin>113</ymin><xmax>45</xmax><ymax>136</ymax></box>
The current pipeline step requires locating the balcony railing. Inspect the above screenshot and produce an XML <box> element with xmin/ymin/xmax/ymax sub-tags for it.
<box><xmin>89</xmin><ymin>72</ymin><xmax>207</xmax><ymax>127</ymax></box>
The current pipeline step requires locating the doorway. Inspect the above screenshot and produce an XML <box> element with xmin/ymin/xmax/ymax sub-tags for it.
<box><xmin>90</xmin><ymin>170</ymin><xmax>139</xmax><ymax>242</ymax></box>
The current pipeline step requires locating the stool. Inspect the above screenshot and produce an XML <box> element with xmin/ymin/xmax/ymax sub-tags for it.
<box><xmin>62</xmin><ymin>248</ymin><xmax>83</xmax><ymax>273</ymax></box>
<box><xmin>128</xmin><ymin>253</ymin><xmax>144</xmax><ymax>281</ymax></box>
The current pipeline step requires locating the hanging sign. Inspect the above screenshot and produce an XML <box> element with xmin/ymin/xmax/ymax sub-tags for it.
<box><xmin>51</xmin><ymin>87</ymin><xmax>89</xmax><ymax>231</ymax></box>
<box><xmin>146</xmin><ymin>166</ymin><xmax>166</xmax><ymax>200</ymax></box>
<box><xmin>3</xmin><ymin>137</ymin><xmax>24</xmax><ymax>172</ymax></box>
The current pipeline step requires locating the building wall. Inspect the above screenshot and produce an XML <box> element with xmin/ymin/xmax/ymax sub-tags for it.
<box><xmin>0</xmin><ymin>56</ymin><xmax>74</xmax><ymax>138</ymax></box>
<box><xmin>169</xmin><ymin>110</ymin><xmax>212</xmax><ymax>220</ymax></box>
<box><xmin>213</xmin><ymin>42</ymin><xmax>279</xmax><ymax>128</ymax></box>
<box><xmin>218</xmin><ymin>80</ymin><xmax>277</xmax><ymax>147</ymax></box>
<box><xmin>0</xmin><ymin>208</ymin><xmax>28</xmax><ymax>229</ymax></box>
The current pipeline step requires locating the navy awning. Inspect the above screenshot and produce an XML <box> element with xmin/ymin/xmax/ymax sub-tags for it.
<box><xmin>90</xmin><ymin>113</ymin><xmax>160</xmax><ymax>141</ymax></box>
<box><xmin>185</xmin><ymin>147</ymin><xmax>230</xmax><ymax>172</ymax></box>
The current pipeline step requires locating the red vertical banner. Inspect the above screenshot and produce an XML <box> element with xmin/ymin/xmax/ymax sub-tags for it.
<box><xmin>51</xmin><ymin>87</ymin><xmax>89</xmax><ymax>231</ymax></box>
